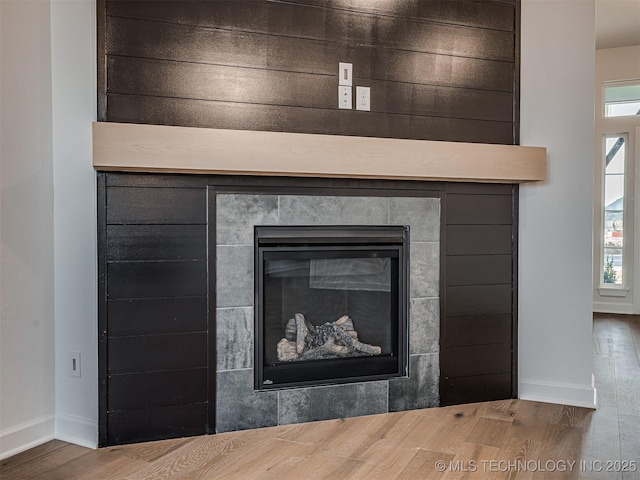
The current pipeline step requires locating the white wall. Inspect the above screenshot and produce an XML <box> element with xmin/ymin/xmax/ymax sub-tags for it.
<box><xmin>51</xmin><ymin>0</ymin><xmax>97</xmax><ymax>448</ymax></box>
<box><xmin>593</xmin><ymin>46</ymin><xmax>640</xmax><ymax>314</ymax></box>
<box><xmin>0</xmin><ymin>0</ymin><xmax>56</xmax><ymax>459</ymax></box>
<box><xmin>0</xmin><ymin>0</ymin><xmax>97</xmax><ymax>458</ymax></box>
<box><xmin>519</xmin><ymin>0</ymin><xmax>597</xmax><ymax>407</ymax></box>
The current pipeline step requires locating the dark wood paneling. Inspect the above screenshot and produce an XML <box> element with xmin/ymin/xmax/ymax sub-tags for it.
<box><xmin>102</xmin><ymin>0</ymin><xmax>517</xmax><ymax>145</ymax></box>
<box><xmin>106</xmin><ymin>187</ymin><xmax>206</xmax><ymax>225</ymax></box>
<box><xmin>107</xmin><ymin>13</ymin><xmax>514</xmax><ymax>66</ymax></box>
<box><xmin>446</xmin><ymin>255</ymin><xmax>512</xmax><ymax>286</ymax></box>
<box><xmin>446</xmin><ymin>194</ymin><xmax>513</xmax><ymax>225</ymax></box>
<box><xmin>414</xmin><ymin>0</ymin><xmax>515</xmax><ymax>31</ymax></box>
<box><xmin>107</xmin><ymin>0</ymin><xmax>515</xmax><ymax>35</ymax></box>
<box><xmin>108</xmin><ymin>297</ymin><xmax>207</xmax><ymax>337</ymax></box>
<box><xmin>107</xmin><ymin>403</ymin><xmax>208</xmax><ymax>445</ymax></box>
<box><xmin>441</xmin><ymin>373</ymin><xmax>512</xmax><ymax>406</ymax></box>
<box><xmin>445</xmin><ymin>183</ymin><xmax>513</xmax><ymax>195</ymax></box>
<box><xmin>108</xmin><ymin>368</ymin><xmax>208</xmax><ymax>410</ymax></box>
<box><xmin>108</xmin><ymin>54</ymin><xmax>513</xmax><ymax>122</ymax></box>
<box><xmin>97</xmin><ymin>173</ymin><xmax>108</xmax><ymax>447</ymax></box>
<box><xmin>107</xmin><ymin>225</ymin><xmax>206</xmax><ymax>262</ymax></box>
<box><xmin>446</xmin><ymin>225</ymin><xmax>513</xmax><ymax>255</ymax></box>
<box><xmin>440</xmin><ymin>186</ymin><xmax>516</xmax><ymax>406</ymax></box>
<box><xmin>446</xmin><ymin>284</ymin><xmax>512</xmax><ymax>317</ymax></box>
<box><xmin>444</xmin><ymin>314</ymin><xmax>512</xmax><ymax>347</ymax></box>
<box><xmin>106</xmin><ymin>173</ymin><xmax>210</xmax><ymax>188</ymax></box>
<box><xmin>443</xmin><ymin>343</ymin><xmax>512</xmax><ymax>378</ymax></box>
<box><xmin>107</xmin><ymin>261</ymin><xmax>207</xmax><ymax>299</ymax></box>
<box><xmin>107</xmin><ymin>332</ymin><xmax>207</xmax><ymax>374</ymax></box>
<box><xmin>106</xmin><ymin>94</ymin><xmax>514</xmax><ymax>144</ymax></box>
<box><xmin>97</xmin><ymin>0</ymin><xmax>107</xmax><ymax>121</ymax></box>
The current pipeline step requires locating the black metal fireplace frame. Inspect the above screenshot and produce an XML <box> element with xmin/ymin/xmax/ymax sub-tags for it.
<box><xmin>254</xmin><ymin>225</ymin><xmax>409</xmax><ymax>391</ymax></box>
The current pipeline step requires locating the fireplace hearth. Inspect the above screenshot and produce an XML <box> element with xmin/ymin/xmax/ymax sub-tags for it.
<box><xmin>255</xmin><ymin>226</ymin><xmax>409</xmax><ymax>390</ymax></box>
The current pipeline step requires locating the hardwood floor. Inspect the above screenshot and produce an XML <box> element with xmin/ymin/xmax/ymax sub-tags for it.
<box><xmin>2</xmin><ymin>314</ymin><xmax>638</xmax><ymax>480</ymax></box>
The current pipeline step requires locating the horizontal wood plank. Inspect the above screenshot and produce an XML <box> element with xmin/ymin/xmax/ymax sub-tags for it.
<box><xmin>108</xmin><ymin>368</ymin><xmax>208</xmax><ymax>410</ymax></box>
<box><xmin>93</xmin><ymin>122</ymin><xmax>546</xmax><ymax>183</ymax></box>
<box><xmin>443</xmin><ymin>314</ymin><xmax>512</xmax><ymax>347</ymax></box>
<box><xmin>445</xmin><ymin>183</ymin><xmax>514</xmax><ymax>195</ymax></box>
<box><xmin>443</xmin><ymin>343</ymin><xmax>512</xmax><ymax>378</ymax></box>
<box><xmin>446</xmin><ymin>284</ymin><xmax>512</xmax><ymax>316</ymax></box>
<box><xmin>446</xmin><ymin>255</ymin><xmax>512</xmax><ymax>286</ymax></box>
<box><xmin>107</xmin><ymin>297</ymin><xmax>207</xmax><ymax>337</ymax></box>
<box><xmin>107</xmin><ymin>261</ymin><xmax>207</xmax><ymax>299</ymax></box>
<box><xmin>107</xmin><ymin>403</ymin><xmax>208</xmax><ymax>445</ymax></box>
<box><xmin>441</xmin><ymin>373</ymin><xmax>512</xmax><ymax>406</ymax></box>
<box><xmin>446</xmin><ymin>225</ymin><xmax>513</xmax><ymax>255</ymax></box>
<box><xmin>107</xmin><ymin>332</ymin><xmax>207</xmax><ymax>374</ymax></box>
<box><xmin>107</xmin><ymin>225</ymin><xmax>207</xmax><ymax>262</ymax></box>
<box><xmin>446</xmin><ymin>194</ymin><xmax>514</xmax><ymax>224</ymax></box>
<box><xmin>107</xmin><ymin>187</ymin><xmax>206</xmax><ymax>225</ymax></box>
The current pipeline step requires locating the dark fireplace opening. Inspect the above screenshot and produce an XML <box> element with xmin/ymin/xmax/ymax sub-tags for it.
<box><xmin>255</xmin><ymin>226</ymin><xmax>409</xmax><ymax>390</ymax></box>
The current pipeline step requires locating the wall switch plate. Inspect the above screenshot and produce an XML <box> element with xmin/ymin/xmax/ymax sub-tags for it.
<box><xmin>339</xmin><ymin>62</ymin><xmax>352</xmax><ymax>86</ymax></box>
<box><xmin>70</xmin><ymin>352</ymin><xmax>81</xmax><ymax>377</ymax></box>
<box><xmin>338</xmin><ymin>85</ymin><xmax>352</xmax><ymax>109</ymax></box>
<box><xmin>356</xmin><ymin>86</ymin><xmax>370</xmax><ymax>111</ymax></box>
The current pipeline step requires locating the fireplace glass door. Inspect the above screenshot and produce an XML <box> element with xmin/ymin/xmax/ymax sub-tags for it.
<box><xmin>255</xmin><ymin>226</ymin><xmax>408</xmax><ymax>390</ymax></box>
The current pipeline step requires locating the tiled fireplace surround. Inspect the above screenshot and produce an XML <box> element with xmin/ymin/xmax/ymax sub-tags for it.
<box><xmin>215</xmin><ymin>193</ymin><xmax>441</xmax><ymax>433</ymax></box>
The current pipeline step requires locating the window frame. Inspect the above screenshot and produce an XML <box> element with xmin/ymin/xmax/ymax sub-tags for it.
<box><xmin>603</xmin><ymin>80</ymin><xmax>640</xmax><ymax>119</ymax></box>
<box><xmin>600</xmin><ymin>132</ymin><xmax>629</xmax><ymax>290</ymax></box>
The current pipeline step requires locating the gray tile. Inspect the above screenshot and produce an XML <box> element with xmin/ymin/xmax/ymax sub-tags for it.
<box><xmin>217</xmin><ymin>307</ymin><xmax>253</xmax><ymax>370</ymax></box>
<box><xmin>410</xmin><ymin>297</ymin><xmax>440</xmax><ymax>355</ymax></box>
<box><xmin>216</xmin><ymin>245</ymin><xmax>253</xmax><ymax>308</ymax></box>
<box><xmin>278</xmin><ymin>381</ymin><xmax>388</xmax><ymax>425</ymax></box>
<box><xmin>216</xmin><ymin>369</ymin><xmax>278</xmax><ymax>433</ymax></box>
<box><xmin>216</xmin><ymin>194</ymin><xmax>279</xmax><ymax>246</ymax></box>
<box><xmin>389</xmin><ymin>354</ymin><xmax>439</xmax><ymax>412</ymax></box>
<box><xmin>389</xmin><ymin>197</ymin><xmax>440</xmax><ymax>242</ymax></box>
<box><xmin>278</xmin><ymin>196</ymin><xmax>388</xmax><ymax>225</ymax></box>
<box><xmin>410</xmin><ymin>242</ymin><xmax>439</xmax><ymax>298</ymax></box>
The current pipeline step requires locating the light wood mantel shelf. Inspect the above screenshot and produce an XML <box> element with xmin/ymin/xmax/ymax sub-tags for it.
<box><xmin>92</xmin><ymin>122</ymin><xmax>547</xmax><ymax>183</ymax></box>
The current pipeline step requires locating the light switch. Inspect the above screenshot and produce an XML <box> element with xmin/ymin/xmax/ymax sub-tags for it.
<box><xmin>338</xmin><ymin>85</ymin><xmax>352</xmax><ymax>109</ymax></box>
<box><xmin>339</xmin><ymin>62</ymin><xmax>352</xmax><ymax>86</ymax></box>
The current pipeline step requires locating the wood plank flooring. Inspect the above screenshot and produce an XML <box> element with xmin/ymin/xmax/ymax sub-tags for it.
<box><xmin>2</xmin><ymin>313</ymin><xmax>639</xmax><ymax>480</ymax></box>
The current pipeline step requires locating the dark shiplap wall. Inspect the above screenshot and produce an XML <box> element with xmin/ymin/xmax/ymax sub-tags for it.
<box><xmin>101</xmin><ymin>0</ymin><xmax>517</xmax><ymax>144</ymax></box>
<box><xmin>441</xmin><ymin>183</ymin><xmax>517</xmax><ymax>405</ymax></box>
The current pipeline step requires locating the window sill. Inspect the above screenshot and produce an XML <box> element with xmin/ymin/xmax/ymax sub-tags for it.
<box><xmin>597</xmin><ymin>286</ymin><xmax>629</xmax><ymax>297</ymax></box>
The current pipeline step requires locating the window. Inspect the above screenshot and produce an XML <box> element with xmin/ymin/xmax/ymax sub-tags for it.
<box><xmin>602</xmin><ymin>135</ymin><xmax>626</xmax><ymax>285</ymax></box>
<box><xmin>604</xmin><ymin>82</ymin><xmax>640</xmax><ymax>118</ymax></box>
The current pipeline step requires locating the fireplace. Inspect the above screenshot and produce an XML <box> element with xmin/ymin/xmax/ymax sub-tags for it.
<box><xmin>95</xmin><ymin>123</ymin><xmax>534</xmax><ymax>443</ymax></box>
<box><xmin>212</xmin><ymin>193</ymin><xmax>441</xmax><ymax>432</ymax></box>
<box><xmin>255</xmin><ymin>226</ymin><xmax>409</xmax><ymax>390</ymax></box>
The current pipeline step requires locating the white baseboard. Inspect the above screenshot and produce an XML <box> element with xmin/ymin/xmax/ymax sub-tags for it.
<box><xmin>593</xmin><ymin>302</ymin><xmax>634</xmax><ymax>314</ymax></box>
<box><xmin>55</xmin><ymin>414</ymin><xmax>98</xmax><ymax>450</ymax></box>
<box><xmin>0</xmin><ymin>415</ymin><xmax>55</xmax><ymax>461</ymax></box>
<box><xmin>519</xmin><ymin>377</ymin><xmax>597</xmax><ymax>409</ymax></box>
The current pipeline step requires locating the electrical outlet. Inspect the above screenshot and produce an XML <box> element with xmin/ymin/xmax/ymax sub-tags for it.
<box><xmin>70</xmin><ymin>352</ymin><xmax>81</xmax><ymax>378</ymax></box>
<box><xmin>356</xmin><ymin>86</ymin><xmax>370</xmax><ymax>111</ymax></box>
<box><xmin>338</xmin><ymin>85</ymin><xmax>352</xmax><ymax>109</ymax></box>
<box><xmin>338</xmin><ymin>62</ymin><xmax>352</xmax><ymax>86</ymax></box>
